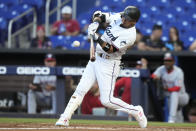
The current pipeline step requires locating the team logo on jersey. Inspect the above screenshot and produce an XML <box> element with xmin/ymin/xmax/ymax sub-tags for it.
<box><xmin>105</xmin><ymin>25</ymin><xmax>118</xmax><ymax>41</ymax></box>
<box><xmin>120</xmin><ymin>41</ymin><xmax>127</xmax><ymax>46</ymax></box>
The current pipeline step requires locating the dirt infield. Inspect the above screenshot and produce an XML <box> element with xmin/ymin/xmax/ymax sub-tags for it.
<box><xmin>0</xmin><ymin>123</ymin><xmax>195</xmax><ymax>131</ymax></box>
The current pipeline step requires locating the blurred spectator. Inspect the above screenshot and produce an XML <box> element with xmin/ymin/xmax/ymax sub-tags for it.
<box><xmin>114</xmin><ymin>58</ymin><xmax>148</xmax><ymax>117</ymax></box>
<box><xmin>30</xmin><ymin>26</ymin><xmax>52</xmax><ymax>49</ymax></box>
<box><xmin>138</xmin><ymin>24</ymin><xmax>166</xmax><ymax>51</ymax></box>
<box><xmin>189</xmin><ymin>40</ymin><xmax>196</xmax><ymax>52</ymax></box>
<box><xmin>151</xmin><ymin>52</ymin><xmax>189</xmax><ymax>123</ymax></box>
<box><xmin>188</xmin><ymin>106</ymin><xmax>196</xmax><ymax>123</ymax></box>
<box><xmin>81</xmin><ymin>82</ymin><xmax>104</xmax><ymax>114</ymax></box>
<box><xmin>165</xmin><ymin>27</ymin><xmax>184</xmax><ymax>51</ymax></box>
<box><xmin>27</xmin><ymin>54</ymin><xmax>57</xmax><ymax>114</ymax></box>
<box><xmin>51</xmin><ymin>6</ymin><xmax>80</xmax><ymax>36</ymax></box>
<box><xmin>132</xmin><ymin>29</ymin><xmax>143</xmax><ymax>50</ymax></box>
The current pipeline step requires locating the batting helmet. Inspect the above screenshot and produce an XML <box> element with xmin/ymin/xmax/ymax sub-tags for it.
<box><xmin>121</xmin><ymin>6</ymin><xmax>140</xmax><ymax>22</ymax></box>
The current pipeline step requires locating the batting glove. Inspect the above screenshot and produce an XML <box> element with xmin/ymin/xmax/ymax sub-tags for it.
<box><xmin>93</xmin><ymin>11</ymin><xmax>102</xmax><ymax>18</ymax></box>
<box><xmin>88</xmin><ymin>22</ymin><xmax>99</xmax><ymax>37</ymax></box>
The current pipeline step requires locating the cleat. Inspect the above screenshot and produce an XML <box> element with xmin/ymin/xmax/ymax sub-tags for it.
<box><xmin>131</xmin><ymin>106</ymin><xmax>147</xmax><ymax>128</ymax></box>
<box><xmin>55</xmin><ymin>115</ymin><xmax>69</xmax><ymax>127</ymax></box>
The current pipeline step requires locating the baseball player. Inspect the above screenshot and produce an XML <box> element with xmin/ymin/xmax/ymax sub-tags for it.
<box><xmin>56</xmin><ymin>6</ymin><xmax>147</xmax><ymax>128</ymax></box>
<box><xmin>151</xmin><ymin>52</ymin><xmax>189</xmax><ymax>123</ymax></box>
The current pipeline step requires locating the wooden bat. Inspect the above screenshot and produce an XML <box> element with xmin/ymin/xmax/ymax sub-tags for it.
<box><xmin>90</xmin><ymin>36</ymin><xmax>96</xmax><ymax>62</ymax></box>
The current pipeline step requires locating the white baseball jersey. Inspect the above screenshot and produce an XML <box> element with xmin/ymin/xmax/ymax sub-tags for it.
<box><xmin>153</xmin><ymin>65</ymin><xmax>186</xmax><ymax>94</ymax></box>
<box><xmin>96</xmin><ymin>13</ymin><xmax>136</xmax><ymax>60</ymax></box>
<box><xmin>33</xmin><ymin>75</ymin><xmax>56</xmax><ymax>96</ymax></box>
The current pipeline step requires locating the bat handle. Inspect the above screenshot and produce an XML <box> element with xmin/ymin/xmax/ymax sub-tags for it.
<box><xmin>90</xmin><ymin>36</ymin><xmax>96</xmax><ymax>62</ymax></box>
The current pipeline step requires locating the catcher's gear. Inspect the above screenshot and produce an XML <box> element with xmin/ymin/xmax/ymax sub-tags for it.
<box><xmin>121</xmin><ymin>6</ymin><xmax>140</xmax><ymax>22</ymax></box>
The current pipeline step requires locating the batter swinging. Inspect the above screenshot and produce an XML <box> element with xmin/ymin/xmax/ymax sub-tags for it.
<box><xmin>56</xmin><ymin>6</ymin><xmax>147</xmax><ymax>128</ymax></box>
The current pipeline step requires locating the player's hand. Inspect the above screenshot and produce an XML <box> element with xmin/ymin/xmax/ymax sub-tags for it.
<box><xmin>45</xmin><ymin>85</ymin><xmax>55</xmax><ymax>91</ymax></box>
<box><xmin>88</xmin><ymin>22</ymin><xmax>99</xmax><ymax>35</ymax></box>
<box><xmin>29</xmin><ymin>83</ymin><xmax>37</xmax><ymax>90</ymax></box>
<box><xmin>93</xmin><ymin>11</ymin><xmax>102</xmax><ymax>18</ymax></box>
<box><xmin>163</xmin><ymin>86</ymin><xmax>168</xmax><ymax>91</ymax></box>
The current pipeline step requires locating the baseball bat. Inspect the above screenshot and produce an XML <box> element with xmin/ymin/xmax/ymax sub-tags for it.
<box><xmin>90</xmin><ymin>36</ymin><xmax>96</xmax><ymax>62</ymax></box>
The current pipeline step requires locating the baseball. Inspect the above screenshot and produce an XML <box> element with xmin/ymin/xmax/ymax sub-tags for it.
<box><xmin>72</xmin><ymin>40</ymin><xmax>80</xmax><ymax>47</ymax></box>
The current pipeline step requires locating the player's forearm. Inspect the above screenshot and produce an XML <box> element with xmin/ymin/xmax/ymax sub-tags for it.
<box><xmin>97</xmin><ymin>36</ymin><xmax>115</xmax><ymax>53</ymax></box>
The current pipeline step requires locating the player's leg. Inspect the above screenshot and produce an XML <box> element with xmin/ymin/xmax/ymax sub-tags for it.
<box><xmin>176</xmin><ymin>92</ymin><xmax>189</xmax><ymax>122</ymax></box>
<box><xmin>51</xmin><ymin>90</ymin><xmax>57</xmax><ymax>114</ymax></box>
<box><xmin>95</xmin><ymin>59</ymin><xmax>147</xmax><ymax>128</ymax></box>
<box><xmin>27</xmin><ymin>89</ymin><xmax>37</xmax><ymax>114</ymax></box>
<box><xmin>168</xmin><ymin>92</ymin><xmax>179</xmax><ymax>123</ymax></box>
<box><xmin>56</xmin><ymin>61</ymin><xmax>96</xmax><ymax>126</ymax></box>
<box><xmin>178</xmin><ymin>92</ymin><xmax>189</xmax><ymax>106</ymax></box>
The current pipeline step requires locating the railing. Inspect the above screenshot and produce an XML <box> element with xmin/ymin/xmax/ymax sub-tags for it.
<box><xmin>45</xmin><ymin>0</ymin><xmax>77</xmax><ymax>36</ymax></box>
<box><xmin>8</xmin><ymin>8</ymin><xmax>37</xmax><ymax>48</ymax></box>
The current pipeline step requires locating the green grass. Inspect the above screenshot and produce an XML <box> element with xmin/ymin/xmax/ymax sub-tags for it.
<box><xmin>0</xmin><ymin>118</ymin><xmax>195</xmax><ymax>127</ymax></box>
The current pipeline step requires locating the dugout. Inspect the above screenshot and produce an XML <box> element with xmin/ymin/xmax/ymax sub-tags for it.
<box><xmin>0</xmin><ymin>49</ymin><xmax>196</xmax><ymax>121</ymax></box>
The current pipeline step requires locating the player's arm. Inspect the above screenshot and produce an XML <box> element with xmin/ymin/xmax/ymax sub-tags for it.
<box><xmin>167</xmin><ymin>71</ymin><xmax>183</xmax><ymax>92</ymax></box>
<box><xmin>91</xmin><ymin>33</ymin><xmax>118</xmax><ymax>53</ymax></box>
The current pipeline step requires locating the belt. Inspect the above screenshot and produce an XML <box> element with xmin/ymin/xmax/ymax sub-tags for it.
<box><xmin>98</xmin><ymin>53</ymin><xmax>110</xmax><ymax>59</ymax></box>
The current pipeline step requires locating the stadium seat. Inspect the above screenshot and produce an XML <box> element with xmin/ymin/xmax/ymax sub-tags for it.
<box><xmin>0</xmin><ymin>3</ymin><xmax>8</xmax><ymax>12</ymax></box>
<box><xmin>20</xmin><ymin>0</ymin><xmax>44</xmax><ymax>8</ymax></box>
<box><xmin>50</xmin><ymin>35</ymin><xmax>67</xmax><ymax>49</ymax></box>
<box><xmin>172</xmin><ymin>0</ymin><xmax>195</xmax><ymax>9</ymax></box>
<box><xmin>0</xmin><ymin>17</ymin><xmax>7</xmax><ymax>29</ymax></box>
<box><xmin>147</xmin><ymin>0</ymin><xmax>170</xmax><ymax>8</ymax></box>
<box><xmin>77</xmin><ymin>12</ymin><xmax>91</xmax><ymax>31</ymax></box>
<box><xmin>124</xmin><ymin>0</ymin><xmax>146</xmax><ymax>8</ymax></box>
<box><xmin>0</xmin><ymin>0</ymin><xmax>19</xmax><ymax>6</ymax></box>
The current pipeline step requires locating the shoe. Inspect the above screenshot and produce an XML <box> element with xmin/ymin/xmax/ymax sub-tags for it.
<box><xmin>168</xmin><ymin>120</ymin><xmax>175</xmax><ymax>123</ymax></box>
<box><xmin>55</xmin><ymin>115</ymin><xmax>69</xmax><ymax>127</ymax></box>
<box><xmin>131</xmin><ymin>106</ymin><xmax>147</xmax><ymax>128</ymax></box>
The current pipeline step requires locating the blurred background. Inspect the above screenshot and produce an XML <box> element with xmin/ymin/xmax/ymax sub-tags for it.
<box><xmin>0</xmin><ymin>0</ymin><xmax>195</xmax><ymax>123</ymax></box>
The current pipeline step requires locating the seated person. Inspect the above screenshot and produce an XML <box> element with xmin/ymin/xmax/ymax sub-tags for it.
<box><xmin>165</xmin><ymin>26</ymin><xmax>184</xmax><ymax>51</ymax></box>
<box><xmin>138</xmin><ymin>24</ymin><xmax>166</xmax><ymax>51</ymax></box>
<box><xmin>81</xmin><ymin>82</ymin><xmax>103</xmax><ymax>114</ymax></box>
<box><xmin>189</xmin><ymin>40</ymin><xmax>196</xmax><ymax>52</ymax></box>
<box><xmin>27</xmin><ymin>54</ymin><xmax>57</xmax><ymax>114</ymax></box>
<box><xmin>31</xmin><ymin>25</ymin><xmax>52</xmax><ymax>49</ymax></box>
<box><xmin>51</xmin><ymin>5</ymin><xmax>80</xmax><ymax>36</ymax></box>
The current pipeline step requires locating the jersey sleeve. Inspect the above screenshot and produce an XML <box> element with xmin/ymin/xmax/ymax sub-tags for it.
<box><xmin>33</xmin><ymin>76</ymin><xmax>41</xmax><ymax>84</ymax></box>
<box><xmin>112</xmin><ymin>33</ymin><xmax>136</xmax><ymax>51</ymax></box>
<box><xmin>153</xmin><ymin>66</ymin><xmax>164</xmax><ymax>78</ymax></box>
<box><xmin>174</xmin><ymin>70</ymin><xmax>184</xmax><ymax>87</ymax></box>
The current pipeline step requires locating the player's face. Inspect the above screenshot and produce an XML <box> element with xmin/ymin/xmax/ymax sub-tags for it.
<box><xmin>62</xmin><ymin>13</ymin><xmax>72</xmax><ymax>21</ymax></box>
<box><xmin>44</xmin><ymin>60</ymin><xmax>56</xmax><ymax>67</ymax></box>
<box><xmin>164</xmin><ymin>60</ymin><xmax>174</xmax><ymax>70</ymax></box>
<box><xmin>121</xmin><ymin>17</ymin><xmax>136</xmax><ymax>28</ymax></box>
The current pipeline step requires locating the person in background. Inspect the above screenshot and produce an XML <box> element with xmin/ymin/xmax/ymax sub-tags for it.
<box><xmin>51</xmin><ymin>5</ymin><xmax>80</xmax><ymax>36</ymax></box>
<box><xmin>165</xmin><ymin>27</ymin><xmax>184</xmax><ymax>51</ymax></box>
<box><xmin>31</xmin><ymin>25</ymin><xmax>52</xmax><ymax>49</ymax></box>
<box><xmin>151</xmin><ymin>52</ymin><xmax>189</xmax><ymax>123</ymax></box>
<box><xmin>132</xmin><ymin>29</ymin><xmax>144</xmax><ymax>50</ymax></box>
<box><xmin>189</xmin><ymin>40</ymin><xmax>196</xmax><ymax>52</ymax></box>
<box><xmin>81</xmin><ymin>82</ymin><xmax>103</xmax><ymax>114</ymax></box>
<box><xmin>27</xmin><ymin>54</ymin><xmax>57</xmax><ymax>114</ymax></box>
<box><xmin>137</xmin><ymin>24</ymin><xmax>166</xmax><ymax>51</ymax></box>
<box><xmin>114</xmin><ymin>58</ymin><xmax>148</xmax><ymax>117</ymax></box>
